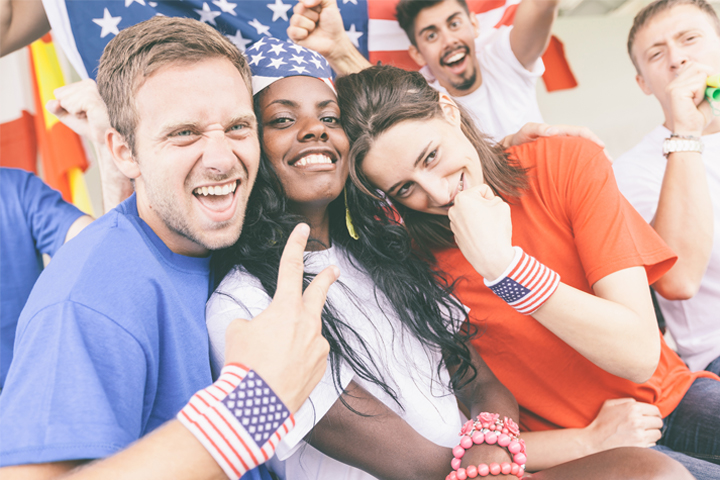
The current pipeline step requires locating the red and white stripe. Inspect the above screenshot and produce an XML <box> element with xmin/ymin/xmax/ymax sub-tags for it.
<box><xmin>177</xmin><ymin>363</ymin><xmax>295</xmax><ymax>479</ymax></box>
<box><xmin>487</xmin><ymin>246</ymin><xmax>560</xmax><ymax>315</ymax></box>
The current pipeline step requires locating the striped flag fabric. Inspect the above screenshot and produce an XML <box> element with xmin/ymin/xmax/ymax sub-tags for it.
<box><xmin>45</xmin><ymin>0</ymin><xmax>575</xmax><ymax>91</ymax></box>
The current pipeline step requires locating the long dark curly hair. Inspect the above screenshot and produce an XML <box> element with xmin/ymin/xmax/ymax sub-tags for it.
<box><xmin>211</xmin><ymin>90</ymin><xmax>477</xmax><ymax>410</ymax></box>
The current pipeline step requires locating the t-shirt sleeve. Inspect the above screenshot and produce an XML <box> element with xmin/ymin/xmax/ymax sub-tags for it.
<box><xmin>0</xmin><ymin>301</ymin><xmax>147</xmax><ymax>465</ymax></box>
<box><xmin>613</xmin><ymin>148</ymin><xmax>665</xmax><ymax>225</ymax></box>
<box><xmin>18</xmin><ymin>170</ymin><xmax>86</xmax><ymax>256</ymax></box>
<box><xmin>545</xmin><ymin>137</ymin><xmax>676</xmax><ymax>286</ymax></box>
<box><xmin>206</xmin><ymin>270</ymin><xmax>351</xmax><ymax>462</ymax></box>
<box><xmin>482</xmin><ymin>26</ymin><xmax>545</xmax><ymax>86</ymax></box>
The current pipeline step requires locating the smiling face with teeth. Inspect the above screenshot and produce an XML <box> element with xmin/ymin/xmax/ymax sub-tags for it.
<box><xmin>408</xmin><ymin>0</ymin><xmax>482</xmax><ymax>97</ymax></box>
<box><xmin>360</xmin><ymin>97</ymin><xmax>484</xmax><ymax>216</ymax></box>
<box><xmin>111</xmin><ymin>58</ymin><xmax>260</xmax><ymax>257</ymax></box>
<box><xmin>257</xmin><ymin>76</ymin><xmax>349</xmax><ymax>217</ymax></box>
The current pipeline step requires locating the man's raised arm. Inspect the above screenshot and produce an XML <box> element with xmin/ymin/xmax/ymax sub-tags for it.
<box><xmin>287</xmin><ymin>0</ymin><xmax>371</xmax><ymax>76</ymax></box>
<box><xmin>509</xmin><ymin>0</ymin><xmax>560</xmax><ymax>70</ymax></box>
<box><xmin>0</xmin><ymin>0</ymin><xmax>49</xmax><ymax>57</ymax></box>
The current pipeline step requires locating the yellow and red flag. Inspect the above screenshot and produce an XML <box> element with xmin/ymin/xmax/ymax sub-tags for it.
<box><xmin>28</xmin><ymin>34</ymin><xmax>93</xmax><ymax>215</ymax></box>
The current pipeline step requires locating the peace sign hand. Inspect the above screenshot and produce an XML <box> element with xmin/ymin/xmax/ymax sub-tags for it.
<box><xmin>224</xmin><ymin>223</ymin><xmax>338</xmax><ymax>413</ymax></box>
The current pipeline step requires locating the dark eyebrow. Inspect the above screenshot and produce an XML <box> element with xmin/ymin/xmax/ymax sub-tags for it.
<box><xmin>417</xmin><ymin>23</ymin><xmax>438</xmax><ymax>38</ymax></box>
<box><xmin>387</xmin><ymin>141</ymin><xmax>431</xmax><ymax>195</ymax></box>
<box><xmin>317</xmin><ymin>99</ymin><xmax>338</xmax><ymax>109</ymax></box>
<box><xmin>446</xmin><ymin>12</ymin><xmax>462</xmax><ymax>24</ymax></box>
<box><xmin>267</xmin><ymin>99</ymin><xmax>299</xmax><ymax>108</ymax></box>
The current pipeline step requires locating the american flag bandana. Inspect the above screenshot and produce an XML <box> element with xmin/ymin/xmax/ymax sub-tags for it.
<box><xmin>246</xmin><ymin>36</ymin><xmax>334</xmax><ymax>96</ymax></box>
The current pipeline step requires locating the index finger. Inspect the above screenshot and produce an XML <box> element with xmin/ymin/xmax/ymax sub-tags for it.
<box><xmin>274</xmin><ymin>223</ymin><xmax>311</xmax><ymax>302</ymax></box>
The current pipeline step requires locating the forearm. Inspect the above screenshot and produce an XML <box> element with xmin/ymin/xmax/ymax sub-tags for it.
<box><xmin>326</xmin><ymin>36</ymin><xmax>371</xmax><ymax>76</ymax></box>
<box><xmin>56</xmin><ymin>421</ymin><xmax>226</xmax><ymax>480</ymax></box>
<box><xmin>308</xmin><ymin>382</ymin><xmax>451</xmax><ymax>480</ymax></box>
<box><xmin>532</xmin><ymin>270</ymin><xmax>660</xmax><ymax>383</ymax></box>
<box><xmin>509</xmin><ymin>0</ymin><xmax>559</xmax><ymax>68</ymax></box>
<box><xmin>651</xmin><ymin>151</ymin><xmax>713</xmax><ymax>300</ymax></box>
<box><xmin>0</xmin><ymin>0</ymin><xmax>50</xmax><ymax>57</ymax></box>
<box><xmin>521</xmin><ymin>428</ymin><xmax>591</xmax><ymax>471</ymax></box>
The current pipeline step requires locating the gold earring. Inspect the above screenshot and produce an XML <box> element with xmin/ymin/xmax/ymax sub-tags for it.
<box><xmin>344</xmin><ymin>188</ymin><xmax>359</xmax><ymax>240</ymax></box>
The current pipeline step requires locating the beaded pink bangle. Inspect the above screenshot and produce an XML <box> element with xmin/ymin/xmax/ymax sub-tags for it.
<box><xmin>446</xmin><ymin>412</ymin><xmax>527</xmax><ymax>479</ymax></box>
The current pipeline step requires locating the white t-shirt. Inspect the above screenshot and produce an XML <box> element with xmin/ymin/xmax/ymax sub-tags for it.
<box><xmin>613</xmin><ymin>125</ymin><xmax>720</xmax><ymax>372</ymax></box>
<box><xmin>206</xmin><ymin>246</ymin><xmax>464</xmax><ymax>479</ymax></box>
<box><xmin>421</xmin><ymin>26</ymin><xmax>545</xmax><ymax>142</ymax></box>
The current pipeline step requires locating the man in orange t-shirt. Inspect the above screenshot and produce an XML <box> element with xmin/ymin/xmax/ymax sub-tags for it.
<box><xmin>435</xmin><ymin>136</ymin><xmax>720</xmax><ymax>476</ymax></box>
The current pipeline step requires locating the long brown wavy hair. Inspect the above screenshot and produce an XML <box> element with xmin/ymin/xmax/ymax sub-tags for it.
<box><xmin>335</xmin><ymin>65</ymin><xmax>528</xmax><ymax>258</ymax></box>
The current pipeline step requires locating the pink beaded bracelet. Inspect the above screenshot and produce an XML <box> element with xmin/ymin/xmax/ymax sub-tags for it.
<box><xmin>446</xmin><ymin>413</ymin><xmax>527</xmax><ymax>479</ymax></box>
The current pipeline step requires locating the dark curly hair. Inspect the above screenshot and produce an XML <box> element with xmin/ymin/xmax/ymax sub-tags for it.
<box><xmin>211</xmin><ymin>87</ymin><xmax>477</xmax><ymax>410</ymax></box>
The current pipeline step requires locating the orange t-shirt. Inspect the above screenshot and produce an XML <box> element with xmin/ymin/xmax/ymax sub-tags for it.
<box><xmin>434</xmin><ymin>136</ymin><xmax>718</xmax><ymax>432</ymax></box>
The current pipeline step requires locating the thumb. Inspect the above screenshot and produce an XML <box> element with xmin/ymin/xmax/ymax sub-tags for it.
<box><xmin>477</xmin><ymin>184</ymin><xmax>495</xmax><ymax>200</ymax></box>
<box><xmin>46</xmin><ymin>99</ymin><xmax>64</xmax><ymax>117</ymax></box>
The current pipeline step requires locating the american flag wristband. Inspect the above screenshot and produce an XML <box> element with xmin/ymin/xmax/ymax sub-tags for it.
<box><xmin>484</xmin><ymin>246</ymin><xmax>560</xmax><ymax>315</ymax></box>
<box><xmin>177</xmin><ymin>363</ymin><xmax>295</xmax><ymax>479</ymax></box>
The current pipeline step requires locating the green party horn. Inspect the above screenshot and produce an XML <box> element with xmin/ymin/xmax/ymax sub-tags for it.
<box><xmin>707</xmin><ymin>86</ymin><xmax>720</xmax><ymax>102</ymax></box>
<box><xmin>707</xmin><ymin>75</ymin><xmax>720</xmax><ymax>116</ymax></box>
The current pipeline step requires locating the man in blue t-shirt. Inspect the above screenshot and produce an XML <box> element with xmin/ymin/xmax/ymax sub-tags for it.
<box><xmin>0</xmin><ymin>167</ymin><xmax>92</xmax><ymax>389</ymax></box>
<box><xmin>0</xmin><ymin>16</ymin><xmax>336</xmax><ymax>480</ymax></box>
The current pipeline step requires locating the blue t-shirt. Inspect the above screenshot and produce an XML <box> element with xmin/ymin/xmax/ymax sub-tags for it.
<box><xmin>0</xmin><ymin>193</ymin><xmax>271</xmax><ymax>479</ymax></box>
<box><xmin>0</xmin><ymin>167</ymin><xmax>84</xmax><ymax>388</ymax></box>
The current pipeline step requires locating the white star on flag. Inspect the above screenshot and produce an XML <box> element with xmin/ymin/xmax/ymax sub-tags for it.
<box><xmin>148</xmin><ymin>1</ymin><xmax>157</xmax><ymax>6</ymax></box>
<box><xmin>125</xmin><ymin>0</ymin><xmax>145</xmax><ymax>6</ymax></box>
<box><xmin>194</xmin><ymin>2</ymin><xmax>222</xmax><ymax>26</ymax></box>
<box><xmin>342</xmin><ymin>0</ymin><xmax>358</xmax><ymax>4</ymax></box>
<box><xmin>288</xmin><ymin>43</ymin><xmax>305</xmax><ymax>54</ymax></box>
<box><xmin>249</xmin><ymin>52</ymin><xmax>266</xmax><ymax>66</ymax></box>
<box><xmin>290</xmin><ymin>54</ymin><xmax>306</xmax><ymax>64</ymax></box>
<box><xmin>268</xmin><ymin>43</ymin><xmax>286</xmax><ymax>55</ymax></box>
<box><xmin>248</xmin><ymin>37</ymin><xmax>267</xmax><ymax>52</ymax></box>
<box><xmin>249</xmin><ymin>18</ymin><xmax>271</xmax><ymax>36</ymax></box>
<box><xmin>268</xmin><ymin>57</ymin><xmax>287</xmax><ymax>69</ymax></box>
<box><xmin>92</xmin><ymin>8</ymin><xmax>122</xmax><ymax>38</ymax></box>
<box><xmin>309</xmin><ymin>56</ymin><xmax>323</xmax><ymax>69</ymax></box>
<box><xmin>267</xmin><ymin>0</ymin><xmax>292</xmax><ymax>22</ymax></box>
<box><xmin>226</xmin><ymin>30</ymin><xmax>252</xmax><ymax>52</ymax></box>
<box><xmin>291</xmin><ymin>65</ymin><xmax>308</xmax><ymax>74</ymax></box>
<box><xmin>212</xmin><ymin>0</ymin><xmax>238</xmax><ymax>15</ymax></box>
<box><xmin>345</xmin><ymin>23</ymin><xmax>363</xmax><ymax>47</ymax></box>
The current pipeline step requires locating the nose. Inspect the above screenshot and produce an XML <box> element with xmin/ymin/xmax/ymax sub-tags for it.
<box><xmin>202</xmin><ymin>129</ymin><xmax>237</xmax><ymax>174</ymax></box>
<box><xmin>418</xmin><ymin>174</ymin><xmax>451</xmax><ymax>207</ymax></box>
<box><xmin>667</xmin><ymin>43</ymin><xmax>688</xmax><ymax>73</ymax></box>
<box><xmin>297</xmin><ymin>117</ymin><xmax>329</xmax><ymax>142</ymax></box>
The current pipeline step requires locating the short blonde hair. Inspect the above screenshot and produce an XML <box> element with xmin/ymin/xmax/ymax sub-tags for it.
<box><xmin>628</xmin><ymin>0</ymin><xmax>720</xmax><ymax>72</ymax></box>
<box><xmin>97</xmin><ymin>16</ymin><xmax>252</xmax><ymax>153</ymax></box>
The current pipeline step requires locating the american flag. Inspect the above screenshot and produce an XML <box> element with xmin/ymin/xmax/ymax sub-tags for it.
<box><xmin>46</xmin><ymin>0</ymin><xmax>576</xmax><ymax>91</ymax></box>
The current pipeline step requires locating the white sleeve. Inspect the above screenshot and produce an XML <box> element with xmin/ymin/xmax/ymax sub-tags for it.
<box><xmin>613</xmin><ymin>147</ymin><xmax>664</xmax><ymax>225</ymax></box>
<box><xmin>206</xmin><ymin>269</ymin><xmax>354</xmax><ymax>461</ymax></box>
<box><xmin>481</xmin><ymin>26</ymin><xmax>544</xmax><ymax>87</ymax></box>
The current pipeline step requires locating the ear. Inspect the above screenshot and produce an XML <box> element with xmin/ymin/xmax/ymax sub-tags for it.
<box><xmin>408</xmin><ymin>44</ymin><xmax>427</xmax><ymax>68</ymax></box>
<box><xmin>106</xmin><ymin>128</ymin><xmax>141</xmax><ymax>179</ymax></box>
<box><xmin>635</xmin><ymin>73</ymin><xmax>653</xmax><ymax>96</ymax></box>
<box><xmin>469</xmin><ymin>12</ymin><xmax>480</xmax><ymax>38</ymax></box>
<box><xmin>439</xmin><ymin>93</ymin><xmax>461</xmax><ymax>127</ymax></box>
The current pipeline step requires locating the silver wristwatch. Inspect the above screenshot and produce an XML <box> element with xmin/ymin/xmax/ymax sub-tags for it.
<box><xmin>663</xmin><ymin>134</ymin><xmax>704</xmax><ymax>157</ymax></box>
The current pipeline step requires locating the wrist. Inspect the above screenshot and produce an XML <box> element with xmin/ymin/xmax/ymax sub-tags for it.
<box><xmin>178</xmin><ymin>364</ymin><xmax>295</xmax><ymax>479</ymax></box>
<box><xmin>480</xmin><ymin>247</ymin><xmax>517</xmax><ymax>282</ymax></box>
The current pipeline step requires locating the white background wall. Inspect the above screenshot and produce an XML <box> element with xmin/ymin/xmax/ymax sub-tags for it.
<box><xmin>537</xmin><ymin>15</ymin><xmax>663</xmax><ymax>160</ymax></box>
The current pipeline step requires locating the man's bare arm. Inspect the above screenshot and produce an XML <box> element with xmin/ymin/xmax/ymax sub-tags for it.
<box><xmin>509</xmin><ymin>0</ymin><xmax>560</xmax><ymax>70</ymax></box>
<box><xmin>0</xmin><ymin>224</ymin><xmax>337</xmax><ymax>480</ymax></box>
<box><xmin>0</xmin><ymin>0</ymin><xmax>49</xmax><ymax>57</ymax></box>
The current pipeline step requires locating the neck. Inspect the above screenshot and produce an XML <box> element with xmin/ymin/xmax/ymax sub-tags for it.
<box><xmin>289</xmin><ymin>202</ymin><xmax>332</xmax><ymax>251</ymax></box>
